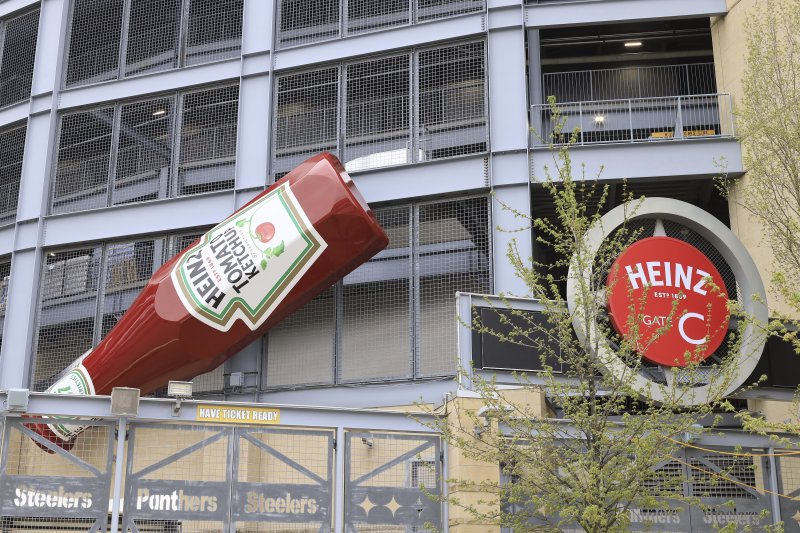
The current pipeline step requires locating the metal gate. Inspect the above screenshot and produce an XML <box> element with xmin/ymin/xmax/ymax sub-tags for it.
<box><xmin>0</xmin><ymin>418</ymin><xmax>115</xmax><ymax>531</ymax></box>
<box><xmin>345</xmin><ymin>431</ymin><xmax>442</xmax><ymax>532</ymax></box>
<box><xmin>123</xmin><ymin>423</ymin><xmax>336</xmax><ymax>532</ymax></box>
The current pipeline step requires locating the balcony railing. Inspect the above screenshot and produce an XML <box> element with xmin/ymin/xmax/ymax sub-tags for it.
<box><xmin>530</xmin><ymin>93</ymin><xmax>734</xmax><ymax>146</ymax></box>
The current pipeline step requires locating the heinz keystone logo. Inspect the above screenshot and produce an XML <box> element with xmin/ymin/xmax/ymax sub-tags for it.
<box><xmin>606</xmin><ymin>236</ymin><xmax>730</xmax><ymax>366</ymax></box>
<box><xmin>171</xmin><ymin>183</ymin><xmax>327</xmax><ymax>332</ymax></box>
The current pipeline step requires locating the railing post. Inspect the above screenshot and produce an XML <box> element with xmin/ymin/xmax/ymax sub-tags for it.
<box><xmin>109</xmin><ymin>416</ymin><xmax>128</xmax><ymax>532</ymax></box>
<box><xmin>579</xmin><ymin>101</ymin><xmax>584</xmax><ymax>144</ymax></box>
<box><xmin>768</xmin><ymin>448</ymin><xmax>782</xmax><ymax>526</ymax></box>
<box><xmin>675</xmin><ymin>96</ymin><xmax>683</xmax><ymax>138</ymax></box>
<box><xmin>628</xmin><ymin>99</ymin><xmax>633</xmax><ymax>142</ymax></box>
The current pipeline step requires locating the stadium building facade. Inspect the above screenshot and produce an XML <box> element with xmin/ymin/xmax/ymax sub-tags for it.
<box><xmin>0</xmin><ymin>0</ymin><xmax>796</xmax><ymax>531</ymax></box>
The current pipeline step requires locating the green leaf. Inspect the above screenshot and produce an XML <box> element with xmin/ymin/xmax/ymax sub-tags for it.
<box><xmin>235</xmin><ymin>219</ymin><xmax>247</xmax><ymax>227</ymax></box>
<box><xmin>273</xmin><ymin>241</ymin><xmax>285</xmax><ymax>257</ymax></box>
<box><xmin>260</xmin><ymin>259</ymin><xmax>267</xmax><ymax>269</ymax></box>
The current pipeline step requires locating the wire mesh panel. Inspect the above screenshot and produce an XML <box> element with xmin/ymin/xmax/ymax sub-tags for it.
<box><xmin>64</xmin><ymin>0</ymin><xmax>124</xmax><ymax>87</ymax></box>
<box><xmin>177</xmin><ymin>85</ymin><xmax>239</xmax><ymax>196</ymax></box>
<box><xmin>265</xmin><ymin>287</ymin><xmax>335</xmax><ymax>387</ymax></box>
<box><xmin>65</xmin><ymin>0</ymin><xmax>243</xmax><ymax>88</ymax></box>
<box><xmin>51</xmin><ymin>107</ymin><xmax>114</xmax><ymax>214</ymax></box>
<box><xmin>418</xmin><ymin>41</ymin><xmax>487</xmax><ymax>160</ymax></box>
<box><xmin>340</xmin><ymin>206</ymin><xmax>412</xmax><ymax>382</ymax></box>
<box><xmin>0</xmin><ymin>9</ymin><xmax>39</xmax><ymax>108</ymax></box>
<box><xmin>123</xmin><ymin>423</ymin><xmax>232</xmax><ymax>532</ymax></box>
<box><xmin>776</xmin><ymin>452</ymin><xmax>800</xmax><ymax>532</ymax></box>
<box><xmin>343</xmin><ymin>55</ymin><xmax>410</xmax><ymax>172</ymax></box>
<box><xmin>33</xmin><ymin>246</ymin><xmax>102</xmax><ymax>390</ymax></box>
<box><xmin>273</xmin><ymin>68</ymin><xmax>340</xmax><ymax>180</ymax></box>
<box><xmin>0</xmin><ymin>257</ymin><xmax>9</xmax><ymax>354</ymax></box>
<box><xmin>52</xmin><ymin>84</ymin><xmax>238</xmax><ymax>215</ymax></box>
<box><xmin>277</xmin><ymin>0</ymin><xmax>340</xmax><ymax>49</ymax></box>
<box><xmin>347</xmin><ymin>0</ymin><xmax>409</xmax><ymax>35</ymax></box>
<box><xmin>124</xmin><ymin>0</ymin><xmax>181</xmax><ymax>77</ymax></box>
<box><xmin>0</xmin><ymin>418</ymin><xmax>114</xmax><ymax>531</ymax></box>
<box><xmin>417</xmin><ymin>197</ymin><xmax>490</xmax><ymax>376</ymax></box>
<box><xmin>186</xmin><ymin>0</ymin><xmax>243</xmax><ymax>66</ymax></box>
<box><xmin>233</xmin><ymin>427</ymin><xmax>334</xmax><ymax>531</ymax></box>
<box><xmin>416</xmin><ymin>0</ymin><xmax>484</xmax><ymax>21</ymax></box>
<box><xmin>345</xmin><ymin>431</ymin><xmax>441</xmax><ymax>532</ymax></box>
<box><xmin>113</xmin><ymin>98</ymin><xmax>174</xmax><ymax>206</ymax></box>
<box><xmin>0</xmin><ymin>124</ymin><xmax>26</xmax><ymax>225</ymax></box>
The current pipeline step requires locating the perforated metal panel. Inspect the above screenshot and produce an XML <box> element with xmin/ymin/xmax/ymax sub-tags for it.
<box><xmin>64</xmin><ymin>0</ymin><xmax>243</xmax><ymax>88</ymax></box>
<box><xmin>51</xmin><ymin>84</ymin><xmax>239</xmax><ymax>215</ymax></box>
<box><xmin>272</xmin><ymin>40</ymin><xmax>487</xmax><ymax>180</ymax></box>
<box><xmin>32</xmin><ymin>229</ymin><xmax>225</xmax><ymax>395</ymax></box>
<box><xmin>0</xmin><ymin>123</ymin><xmax>26</xmax><ymax>225</ymax></box>
<box><xmin>0</xmin><ymin>9</ymin><xmax>39</xmax><ymax>107</ymax></box>
<box><xmin>0</xmin><ymin>257</ymin><xmax>9</xmax><ymax>355</ymax></box>
<box><xmin>264</xmin><ymin>196</ymin><xmax>490</xmax><ymax>388</ymax></box>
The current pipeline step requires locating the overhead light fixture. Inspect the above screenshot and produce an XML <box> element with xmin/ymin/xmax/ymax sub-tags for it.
<box><xmin>594</xmin><ymin>115</ymin><xmax>605</xmax><ymax>124</ymax></box>
<box><xmin>152</xmin><ymin>109</ymin><xmax>167</xmax><ymax>116</ymax></box>
<box><xmin>624</xmin><ymin>41</ymin><xmax>642</xmax><ymax>48</ymax></box>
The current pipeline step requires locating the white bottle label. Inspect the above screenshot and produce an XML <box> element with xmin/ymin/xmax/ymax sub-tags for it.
<box><xmin>170</xmin><ymin>182</ymin><xmax>328</xmax><ymax>332</ymax></box>
<box><xmin>44</xmin><ymin>358</ymin><xmax>95</xmax><ymax>442</ymax></box>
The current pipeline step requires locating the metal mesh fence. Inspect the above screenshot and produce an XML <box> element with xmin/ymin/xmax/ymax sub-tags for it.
<box><xmin>0</xmin><ymin>9</ymin><xmax>39</xmax><ymax>108</ymax></box>
<box><xmin>32</xmin><ymin>230</ymin><xmax>225</xmax><ymax>394</ymax></box>
<box><xmin>0</xmin><ymin>256</ymin><xmax>9</xmax><ymax>355</ymax></box>
<box><xmin>276</xmin><ymin>0</ymin><xmax>484</xmax><ymax>48</ymax></box>
<box><xmin>51</xmin><ymin>83</ymin><xmax>238</xmax><ymax>215</ymax></box>
<box><xmin>65</xmin><ymin>0</ymin><xmax>243</xmax><ymax>88</ymax></box>
<box><xmin>272</xmin><ymin>40</ymin><xmax>486</xmax><ymax>179</ymax></box>
<box><xmin>0</xmin><ymin>123</ymin><xmax>26</xmax><ymax>225</ymax></box>
<box><xmin>264</xmin><ymin>196</ymin><xmax>489</xmax><ymax>388</ymax></box>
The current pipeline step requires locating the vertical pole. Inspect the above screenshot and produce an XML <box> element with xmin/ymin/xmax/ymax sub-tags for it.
<box><xmin>109</xmin><ymin>416</ymin><xmax>128</xmax><ymax>532</ymax></box>
<box><xmin>768</xmin><ymin>448</ymin><xmax>781</xmax><ymax>526</ymax></box>
<box><xmin>628</xmin><ymin>99</ymin><xmax>633</xmax><ymax>142</ymax></box>
<box><xmin>334</xmin><ymin>426</ymin><xmax>346</xmax><ymax>533</ymax></box>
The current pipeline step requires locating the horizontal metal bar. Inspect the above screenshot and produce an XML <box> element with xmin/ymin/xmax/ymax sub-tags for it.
<box><xmin>0</xmin><ymin>391</ymin><xmax>439</xmax><ymax>431</ymax></box>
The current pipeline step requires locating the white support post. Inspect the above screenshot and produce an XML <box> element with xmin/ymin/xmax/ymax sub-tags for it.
<box><xmin>109</xmin><ymin>416</ymin><xmax>128</xmax><ymax>532</ymax></box>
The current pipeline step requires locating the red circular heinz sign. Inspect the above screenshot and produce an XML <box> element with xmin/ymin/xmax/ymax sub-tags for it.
<box><xmin>606</xmin><ymin>236</ymin><xmax>730</xmax><ymax>367</ymax></box>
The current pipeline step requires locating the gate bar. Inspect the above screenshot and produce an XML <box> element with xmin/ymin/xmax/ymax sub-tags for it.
<box><xmin>109</xmin><ymin>416</ymin><xmax>127</xmax><ymax>532</ymax></box>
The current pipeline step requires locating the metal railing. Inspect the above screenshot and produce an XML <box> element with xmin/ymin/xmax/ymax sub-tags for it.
<box><xmin>530</xmin><ymin>93</ymin><xmax>734</xmax><ymax>146</ymax></box>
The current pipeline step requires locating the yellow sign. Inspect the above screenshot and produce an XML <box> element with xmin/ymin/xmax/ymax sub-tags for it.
<box><xmin>196</xmin><ymin>405</ymin><xmax>280</xmax><ymax>425</ymax></box>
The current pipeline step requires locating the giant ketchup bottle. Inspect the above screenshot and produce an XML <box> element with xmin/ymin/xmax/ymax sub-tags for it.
<box><xmin>35</xmin><ymin>153</ymin><xmax>388</xmax><ymax>447</ymax></box>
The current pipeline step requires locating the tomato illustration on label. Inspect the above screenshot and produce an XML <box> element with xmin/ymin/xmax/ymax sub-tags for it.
<box><xmin>255</xmin><ymin>222</ymin><xmax>275</xmax><ymax>243</ymax></box>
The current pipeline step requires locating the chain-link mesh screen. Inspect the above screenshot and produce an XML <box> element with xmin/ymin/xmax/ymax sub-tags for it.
<box><xmin>0</xmin><ymin>124</ymin><xmax>26</xmax><ymax>225</ymax></box>
<box><xmin>343</xmin><ymin>55</ymin><xmax>410</xmax><ymax>172</ymax></box>
<box><xmin>689</xmin><ymin>455</ymin><xmax>758</xmax><ymax>499</ymax></box>
<box><xmin>264</xmin><ymin>197</ymin><xmax>488</xmax><ymax>388</ymax></box>
<box><xmin>64</xmin><ymin>0</ymin><xmax>124</xmax><ymax>87</ymax></box>
<box><xmin>51</xmin><ymin>84</ymin><xmax>238</xmax><ymax>215</ymax></box>
<box><xmin>418</xmin><ymin>41</ymin><xmax>486</xmax><ymax>160</ymax></box>
<box><xmin>33</xmin><ymin>230</ymin><xmax>224</xmax><ymax>394</ymax></box>
<box><xmin>777</xmin><ymin>453</ymin><xmax>800</xmax><ymax>527</ymax></box>
<box><xmin>51</xmin><ymin>107</ymin><xmax>114</xmax><ymax>214</ymax></box>
<box><xmin>113</xmin><ymin>97</ymin><xmax>174</xmax><ymax>206</ymax></box>
<box><xmin>177</xmin><ymin>85</ymin><xmax>238</xmax><ymax>196</ymax></box>
<box><xmin>341</xmin><ymin>206</ymin><xmax>412</xmax><ymax>382</ymax></box>
<box><xmin>186</xmin><ymin>0</ymin><xmax>243</xmax><ymax>66</ymax></box>
<box><xmin>276</xmin><ymin>0</ymin><xmax>484</xmax><ymax>49</ymax></box>
<box><xmin>65</xmin><ymin>0</ymin><xmax>243</xmax><ymax>88</ymax></box>
<box><xmin>0</xmin><ymin>9</ymin><xmax>39</xmax><ymax>108</ymax></box>
<box><xmin>272</xmin><ymin>41</ymin><xmax>487</xmax><ymax>180</ymax></box>
<box><xmin>417</xmin><ymin>197</ymin><xmax>490</xmax><ymax>376</ymax></box>
<box><xmin>0</xmin><ymin>257</ymin><xmax>9</xmax><ymax>354</ymax></box>
<box><xmin>273</xmin><ymin>68</ymin><xmax>340</xmax><ymax>179</ymax></box>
